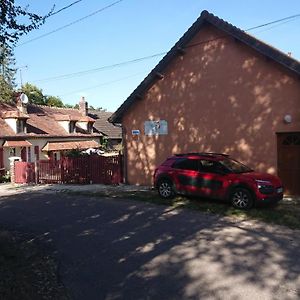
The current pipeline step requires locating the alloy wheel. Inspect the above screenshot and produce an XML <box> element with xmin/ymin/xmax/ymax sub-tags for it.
<box><xmin>159</xmin><ymin>181</ymin><xmax>172</xmax><ymax>198</ymax></box>
<box><xmin>232</xmin><ymin>190</ymin><xmax>251</xmax><ymax>209</ymax></box>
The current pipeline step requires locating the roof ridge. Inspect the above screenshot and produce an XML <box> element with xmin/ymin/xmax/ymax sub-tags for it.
<box><xmin>30</xmin><ymin>103</ymin><xmax>79</xmax><ymax>111</ymax></box>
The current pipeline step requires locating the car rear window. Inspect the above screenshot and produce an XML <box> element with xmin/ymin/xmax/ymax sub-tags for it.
<box><xmin>161</xmin><ymin>158</ymin><xmax>176</xmax><ymax>166</ymax></box>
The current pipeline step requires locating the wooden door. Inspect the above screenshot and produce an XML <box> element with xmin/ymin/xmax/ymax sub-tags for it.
<box><xmin>277</xmin><ymin>133</ymin><xmax>300</xmax><ymax>195</ymax></box>
<box><xmin>21</xmin><ymin>147</ymin><xmax>27</xmax><ymax>162</ymax></box>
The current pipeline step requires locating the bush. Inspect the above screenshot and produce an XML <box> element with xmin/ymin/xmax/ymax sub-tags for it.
<box><xmin>0</xmin><ymin>173</ymin><xmax>10</xmax><ymax>183</ymax></box>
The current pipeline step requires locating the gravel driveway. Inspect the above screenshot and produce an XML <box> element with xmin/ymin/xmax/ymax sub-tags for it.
<box><xmin>0</xmin><ymin>184</ymin><xmax>299</xmax><ymax>299</ymax></box>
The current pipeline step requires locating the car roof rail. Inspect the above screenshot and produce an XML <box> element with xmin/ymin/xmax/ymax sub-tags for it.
<box><xmin>175</xmin><ymin>152</ymin><xmax>229</xmax><ymax>157</ymax></box>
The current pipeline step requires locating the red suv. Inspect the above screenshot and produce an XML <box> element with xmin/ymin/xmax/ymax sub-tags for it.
<box><xmin>153</xmin><ymin>153</ymin><xmax>283</xmax><ymax>209</ymax></box>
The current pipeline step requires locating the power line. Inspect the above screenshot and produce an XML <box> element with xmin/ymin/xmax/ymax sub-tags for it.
<box><xmin>245</xmin><ymin>13</ymin><xmax>300</xmax><ymax>31</ymax></box>
<box><xmin>32</xmin><ymin>12</ymin><xmax>300</xmax><ymax>83</ymax></box>
<box><xmin>48</xmin><ymin>0</ymin><xmax>83</xmax><ymax>17</ymax></box>
<box><xmin>33</xmin><ymin>52</ymin><xmax>166</xmax><ymax>83</ymax></box>
<box><xmin>59</xmin><ymin>72</ymin><xmax>145</xmax><ymax>96</ymax></box>
<box><xmin>249</xmin><ymin>18</ymin><xmax>300</xmax><ymax>34</ymax></box>
<box><xmin>17</xmin><ymin>0</ymin><xmax>124</xmax><ymax>47</ymax></box>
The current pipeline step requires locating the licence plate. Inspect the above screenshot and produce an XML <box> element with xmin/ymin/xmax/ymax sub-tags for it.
<box><xmin>277</xmin><ymin>187</ymin><xmax>283</xmax><ymax>193</ymax></box>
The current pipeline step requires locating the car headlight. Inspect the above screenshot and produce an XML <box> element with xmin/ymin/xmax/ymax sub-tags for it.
<box><xmin>255</xmin><ymin>179</ymin><xmax>272</xmax><ymax>187</ymax></box>
<box><xmin>255</xmin><ymin>180</ymin><xmax>274</xmax><ymax>194</ymax></box>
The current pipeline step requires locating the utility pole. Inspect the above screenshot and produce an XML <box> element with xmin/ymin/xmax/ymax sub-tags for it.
<box><xmin>16</xmin><ymin>65</ymin><xmax>28</xmax><ymax>88</ymax></box>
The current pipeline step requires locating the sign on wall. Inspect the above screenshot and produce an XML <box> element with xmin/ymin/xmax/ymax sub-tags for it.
<box><xmin>144</xmin><ymin>120</ymin><xmax>168</xmax><ymax>136</ymax></box>
<box><xmin>132</xmin><ymin>130</ymin><xmax>140</xmax><ymax>135</ymax></box>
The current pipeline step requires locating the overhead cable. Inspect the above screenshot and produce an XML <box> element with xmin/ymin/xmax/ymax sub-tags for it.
<box><xmin>17</xmin><ymin>0</ymin><xmax>124</xmax><ymax>47</ymax></box>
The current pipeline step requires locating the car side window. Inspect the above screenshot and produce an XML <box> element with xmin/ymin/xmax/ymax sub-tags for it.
<box><xmin>173</xmin><ymin>158</ymin><xmax>199</xmax><ymax>171</ymax></box>
<box><xmin>199</xmin><ymin>160</ymin><xmax>223</xmax><ymax>173</ymax></box>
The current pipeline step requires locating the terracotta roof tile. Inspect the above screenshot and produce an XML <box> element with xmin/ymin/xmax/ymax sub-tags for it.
<box><xmin>1</xmin><ymin>111</ymin><xmax>29</xmax><ymax>119</ymax></box>
<box><xmin>0</xmin><ymin>102</ymin><xmax>101</xmax><ymax>138</ymax></box>
<box><xmin>42</xmin><ymin>140</ymin><xmax>100</xmax><ymax>151</ymax></box>
<box><xmin>3</xmin><ymin>140</ymin><xmax>32</xmax><ymax>147</ymax></box>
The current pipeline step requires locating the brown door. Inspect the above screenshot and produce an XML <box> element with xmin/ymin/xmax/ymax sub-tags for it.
<box><xmin>277</xmin><ymin>133</ymin><xmax>300</xmax><ymax>195</ymax></box>
<box><xmin>21</xmin><ymin>147</ymin><xmax>27</xmax><ymax>162</ymax></box>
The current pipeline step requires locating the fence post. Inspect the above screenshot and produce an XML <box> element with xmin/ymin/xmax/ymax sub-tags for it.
<box><xmin>10</xmin><ymin>160</ymin><xmax>16</xmax><ymax>184</ymax></box>
<box><xmin>61</xmin><ymin>158</ymin><xmax>65</xmax><ymax>183</ymax></box>
<box><xmin>35</xmin><ymin>161</ymin><xmax>39</xmax><ymax>184</ymax></box>
<box><xmin>119</xmin><ymin>154</ymin><xmax>123</xmax><ymax>183</ymax></box>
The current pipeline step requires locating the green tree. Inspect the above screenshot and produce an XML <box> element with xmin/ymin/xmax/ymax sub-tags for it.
<box><xmin>0</xmin><ymin>1</ymin><xmax>53</xmax><ymax>50</ymax></box>
<box><xmin>64</xmin><ymin>103</ymin><xmax>74</xmax><ymax>108</ymax></box>
<box><xmin>0</xmin><ymin>2</ymin><xmax>52</xmax><ymax>102</ymax></box>
<box><xmin>0</xmin><ymin>76</ymin><xmax>14</xmax><ymax>102</ymax></box>
<box><xmin>45</xmin><ymin>95</ymin><xmax>64</xmax><ymax>107</ymax></box>
<box><xmin>0</xmin><ymin>46</ymin><xmax>16</xmax><ymax>102</ymax></box>
<box><xmin>0</xmin><ymin>46</ymin><xmax>16</xmax><ymax>86</ymax></box>
<box><xmin>22</xmin><ymin>83</ymin><xmax>45</xmax><ymax>105</ymax></box>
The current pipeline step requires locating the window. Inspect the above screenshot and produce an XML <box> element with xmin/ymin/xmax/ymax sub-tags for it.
<box><xmin>27</xmin><ymin>147</ymin><xmax>31</xmax><ymax>162</ymax></box>
<box><xmin>54</xmin><ymin>152</ymin><xmax>58</xmax><ymax>161</ymax></box>
<box><xmin>87</xmin><ymin>122</ymin><xmax>93</xmax><ymax>133</ymax></box>
<box><xmin>173</xmin><ymin>158</ymin><xmax>199</xmax><ymax>171</ymax></box>
<box><xmin>34</xmin><ymin>146</ymin><xmax>40</xmax><ymax>160</ymax></box>
<box><xmin>69</xmin><ymin>121</ymin><xmax>76</xmax><ymax>133</ymax></box>
<box><xmin>16</xmin><ymin>119</ymin><xmax>26</xmax><ymax>133</ymax></box>
<box><xmin>9</xmin><ymin>148</ymin><xmax>16</xmax><ymax>156</ymax></box>
<box><xmin>199</xmin><ymin>160</ymin><xmax>223</xmax><ymax>173</ymax></box>
<box><xmin>282</xmin><ymin>134</ymin><xmax>300</xmax><ymax>146</ymax></box>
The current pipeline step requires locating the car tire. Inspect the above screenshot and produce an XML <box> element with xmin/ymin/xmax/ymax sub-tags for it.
<box><xmin>231</xmin><ymin>187</ymin><xmax>254</xmax><ymax>209</ymax></box>
<box><xmin>158</xmin><ymin>179</ymin><xmax>175</xmax><ymax>199</ymax></box>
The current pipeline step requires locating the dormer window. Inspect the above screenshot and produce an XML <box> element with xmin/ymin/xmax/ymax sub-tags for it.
<box><xmin>16</xmin><ymin>119</ymin><xmax>26</xmax><ymax>133</ymax></box>
<box><xmin>69</xmin><ymin>121</ymin><xmax>76</xmax><ymax>133</ymax></box>
<box><xmin>87</xmin><ymin>122</ymin><xmax>93</xmax><ymax>133</ymax></box>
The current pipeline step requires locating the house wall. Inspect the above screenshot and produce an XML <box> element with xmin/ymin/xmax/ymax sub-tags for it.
<box><xmin>0</xmin><ymin>137</ymin><xmax>101</xmax><ymax>171</ymax></box>
<box><xmin>4</xmin><ymin>118</ymin><xmax>17</xmax><ymax>133</ymax></box>
<box><xmin>58</xmin><ymin>121</ymin><xmax>70</xmax><ymax>133</ymax></box>
<box><xmin>122</xmin><ymin>25</ymin><xmax>300</xmax><ymax>185</ymax></box>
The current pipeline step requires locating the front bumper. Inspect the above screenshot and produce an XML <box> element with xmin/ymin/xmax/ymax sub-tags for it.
<box><xmin>256</xmin><ymin>193</ymin><xmax>283</xmax><ymax>206</ymax></box>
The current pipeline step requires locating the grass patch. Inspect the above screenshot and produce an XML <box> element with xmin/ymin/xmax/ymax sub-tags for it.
<box><xmin>67</xmin><ymin>189</ymin><xmax>300</xmax><ymax>230</ymax></box>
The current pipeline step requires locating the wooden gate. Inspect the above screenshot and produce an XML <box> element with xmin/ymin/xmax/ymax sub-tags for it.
<box><xmin>277</xmin><ymin>132</ymin><xmax>300</xmax><ymax>195</ymax></box>
<box><xmin>14</xmin><ymin>162</ymin><xmax>35</xmax><ymax>184</ymax></box>
<box><xmin>38</xmin><ymin>160</ymin><xmax>63</xmax><ymax>183</ymax></box>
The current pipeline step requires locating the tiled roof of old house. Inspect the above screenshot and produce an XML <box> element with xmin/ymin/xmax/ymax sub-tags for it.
<box><xmin>109</xmin><ymin>10</ymin><xmax>300</xmax><ymax>124</ymax></box>
<box><xmin>88</xmin><ymin>110</ymin><xmax>122</xmax><ymax>139</ymax></box>
<box><xmin>0</xmin><ymin>102</ymin><xmax>101</xmax><ymax>138</ymax></box>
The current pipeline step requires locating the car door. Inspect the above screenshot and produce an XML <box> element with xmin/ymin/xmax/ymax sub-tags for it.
<box><xmin>198</xmin><ymin>159</ymin><xmax>228</xmax><ymax>198</ymax></box>
<box><xmin>172</xmin><ymin>158</ymin><xmax>202</xmax><ymax>194</ymax></box>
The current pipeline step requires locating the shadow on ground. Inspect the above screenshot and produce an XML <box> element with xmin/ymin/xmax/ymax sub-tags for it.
<box><xmin>0</xmin><ymin>190</ymin><xmax>299</xmax><ymax>299</ymax></box>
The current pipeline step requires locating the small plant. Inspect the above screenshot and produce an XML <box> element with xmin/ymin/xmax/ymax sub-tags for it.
<box><xmin>101</xmin><ymin>137</ymin><xmax>109</xmax><ymax>150</ymax></box>
<box><xmin>64</xmin><ymin>148</ymin><xmax>83</xmax><ymax>158</ymax></box>
<box><xmin>0</xmin><ymin>173</ymin><xmax>11</xmax><ymax>183</ymax></box>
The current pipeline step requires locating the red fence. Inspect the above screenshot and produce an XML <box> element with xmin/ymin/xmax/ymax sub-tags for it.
<box><xmin>14</xmin><ymin>155</ymin><xmax>123</xmax><ymax>185</ymax></box>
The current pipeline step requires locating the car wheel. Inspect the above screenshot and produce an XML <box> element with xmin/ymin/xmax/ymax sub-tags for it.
<box><xmin>231</xmin><ymin>188</ymin><xmax>254</xmax><ymax>209</ymax></box>
<box><xmin>158</xmin><ymin>179</ymin><xmax>175</xmax><ymax>199</ymax></box>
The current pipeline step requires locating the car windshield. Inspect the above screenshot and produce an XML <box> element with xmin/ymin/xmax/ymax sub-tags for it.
<box><xmin>220</xmin><ymin>158</ymin><xmax>253</xmax><ymax>174</ymax></box>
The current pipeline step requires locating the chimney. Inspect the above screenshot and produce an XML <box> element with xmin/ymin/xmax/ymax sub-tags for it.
<box><xmin>79</xmin><ymin>96</ymin><xmax>88</xmax><ymax>116</ymax></box>
<box><xmin>287</xmin><ymin>52</ymin><xmax>292</xmax><ymax>57</ymax></box>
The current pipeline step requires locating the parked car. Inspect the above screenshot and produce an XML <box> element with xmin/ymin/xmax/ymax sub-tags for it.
<box><xmin>153</xmin><ymin>153</ymin><xmax>283</xmax><ymax>209</ymax></box>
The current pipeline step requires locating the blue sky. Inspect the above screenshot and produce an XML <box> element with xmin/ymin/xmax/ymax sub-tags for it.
<box><xmin>15</xmin><ymin>0</ymin><xmax>300</xmax><ymax>112</ymax></box>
